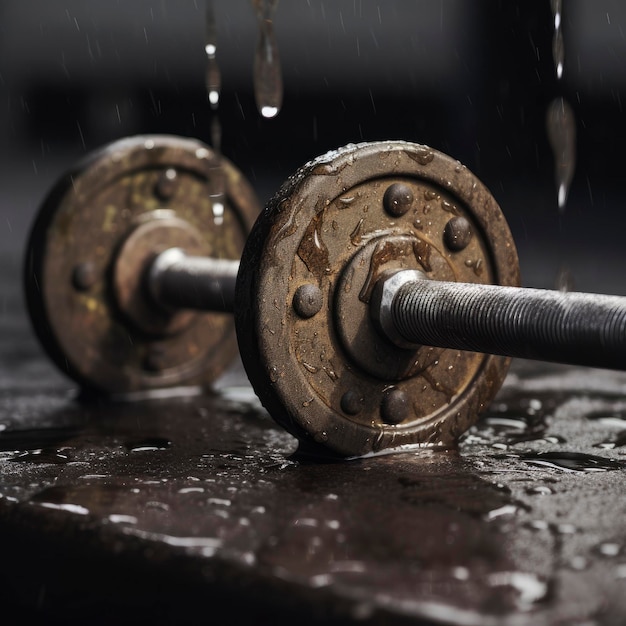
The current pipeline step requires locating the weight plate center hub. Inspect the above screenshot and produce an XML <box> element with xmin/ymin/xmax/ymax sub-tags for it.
<box><xmin>236</xmin><ymin>141</ymin><xmax>520</xmax><ymax>457</ymax></box>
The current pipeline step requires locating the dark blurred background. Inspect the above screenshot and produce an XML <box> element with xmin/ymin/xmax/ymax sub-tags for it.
<box><xmin>1</xmin><ymin>0</ymin><xmax>626</xmax><ymax>296</ymax></box>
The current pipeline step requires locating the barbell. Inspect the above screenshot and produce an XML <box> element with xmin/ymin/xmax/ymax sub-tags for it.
<box><xmin>25</xmin><ymin>136</ymin><xmax>626</xmax><ymax>456</ymax></box>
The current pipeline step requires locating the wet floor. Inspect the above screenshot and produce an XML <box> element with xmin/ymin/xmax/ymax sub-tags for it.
<box><xmin>0</xmin><ymin>261</ymin><xmax>625</xmax><ymax>625</ymax></box>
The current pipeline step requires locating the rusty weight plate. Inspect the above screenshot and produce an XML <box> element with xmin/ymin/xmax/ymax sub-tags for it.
<box><xmin>25</xmin><ymin>135</ymin><xmax>260</xmax><ymax>394</ymax></box>
<box><xmin>236</xmin><ymin>141</ymin><xmax>520</xmax><ymax>457</ymax></box>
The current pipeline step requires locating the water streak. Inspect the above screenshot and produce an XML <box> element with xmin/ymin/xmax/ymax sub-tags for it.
<box><xmin>546</xmin><ymin>0</ymin><xmax>577</xmax><ymax>213</ymax></box>
<box><xmin>252</xmin><ymin>0</ymin><xmax>283</xmax><ymax>118</ymax></box>
<box><xmin>205</xmin><ymin>0</ymin><xmax>226</xmax><ymax>226</ymax></box>
<box><xmin>205</xmin><ymin>0</ymin><xmax>221</xmax><ymax>109</ymax></box>
<box><xmin>550</xmin><ymin>0</ymin><xmax>564</xmax><ymax>79</ymax></box>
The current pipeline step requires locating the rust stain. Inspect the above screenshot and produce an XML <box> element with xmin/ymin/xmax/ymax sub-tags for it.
<box><xmin>412</xmin><ymin>238</ymin><xmax>432</xmax><ymax>272</ymax></box>
<box><xmin>268</xmin><ymin>199</ymin><xmax>301</xmax><ymax>265</ymax></box>
<box><xmin>359</xmin><ymin>239</ymin><xmax>412</xmax><ymax>303</ymax></box>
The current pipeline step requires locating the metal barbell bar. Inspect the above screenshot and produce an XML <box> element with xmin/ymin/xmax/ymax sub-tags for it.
<box><xmin>373</xmin><ymin>271</ymin><xmax>626</xmax><ymax>370</ymax></box>
<box><xmin>150</xmin><ymin>254</ymin><xmax>626</xmax><ymax>372</ymax></box>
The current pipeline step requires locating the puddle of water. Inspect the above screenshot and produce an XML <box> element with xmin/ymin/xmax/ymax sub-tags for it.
<box><xmin>520</xmin><ymin>451</ymin><xmax>622</xmax><ymax>473</ymax></box>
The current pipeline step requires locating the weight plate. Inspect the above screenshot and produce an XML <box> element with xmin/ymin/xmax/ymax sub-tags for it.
<box><xmin>236</xmin><ymin>141</ymin><xmax>520</xmax><ymax>457</ymax></box>
<box><xmin>25</xmin><ymin>135</ymin><xmax>260</xmax><ymax>394</ymax></box>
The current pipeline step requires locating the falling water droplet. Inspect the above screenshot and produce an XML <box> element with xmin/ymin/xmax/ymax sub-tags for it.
<box><xmin>555</xmin><ymin>265</ymin><xmax>575</xmax><ymax>292</ymax></box>
<box><xmin>252</xmin><ymin>0</ymin><xmax>283</xmax><ymax>118</ymax></box>
<box><xmin>546</xmin><ymin>97</ymin><xmax>576</xmax><ymax>211</ymax></box>
<box><xmin>203</xmin><ymin>1</ymin><xmax>226</xmax><ymax>226</ymax></box>
<box><xmin>550</xmin><ymin>0</ymin><xmax>564</xmax><ymax>79</ymax></box>
<box><xmin>205</xmin><ymin>0</ymin><xmax>221</xmax><ymax>109</ymax></box>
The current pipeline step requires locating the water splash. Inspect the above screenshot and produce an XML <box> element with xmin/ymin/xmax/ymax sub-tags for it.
<box><xmin>546</xmin><ymin>97</ymin><xmax>576</xmax><ymax>211</ymax></box>
<box><xmin>252</xmin><ymin>0</ymin><xmax>283</xmax><ymax>118</ymax></box>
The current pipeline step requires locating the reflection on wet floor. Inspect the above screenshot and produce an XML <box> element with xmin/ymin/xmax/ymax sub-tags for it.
<box><xmin>0</xmin><ymin>354</ymin><xmax>625</xmax><ymax>624</ymax></box>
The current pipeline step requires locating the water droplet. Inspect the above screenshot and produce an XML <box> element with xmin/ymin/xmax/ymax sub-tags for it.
<box><xmin>597</xmin><ymin>542</ymin><xmax>621</xmax><ymax>557</ymax></box>
<box><xmin>593</xmin><ymin>430</ymin><xmax>626</xmax><ymax>450</ymax></box>
<box><xmin>550</xmin><ymin>0</ymin><xmax>564</xmax><ymax>80</ymax></box>
<box><xmin>452</xmin><ymin>566</ymin><xmax>470</xmax><ymax>581</ymax></box>
<box><xmin>554</xmin><ymin>265</ymin><xmax>575</xmax><ymax>292</ymax></box>
<box><xmin>252</xmin><ymin>0</ymin><xmax>283</xmax><ymax>118</ymax></box>
<box><xmin>556</xmin><ymin>523</ymin><xmax>577</xmax><ymax>535</ymax></box>
<box><xmin>208</xmin><ymin>497</ymin><xmax>231</xmax><ymax>507</ymax></box>
<box><xmin>488</xmin><ymin>571</ymin><xmax>548</xmax><ymax>609</ymax></box>
<box><xmin>309</xmin><ymin>574</ymin><xmax>333</xmax><ymax>588</ymax></box>
<box><xmin>407</xmin><ymin>147</ymin><xmax>434</xmax><ymax>166</ymax></box>
<box><xmin>350</xmin><ymin>218</ymin><xmax>364</xmax><ymax>245</ymax></box>
<box><xmin>569</xmin><ymin>556</ymin><xmax>588</xmax><ymax>571</ymax></box>
<box><xmin>178</xmin><ymin>487</ymin><xmax>205</xmax><ymax>494</ymax></box>
<box><xmin>10</xmin><ymin>449</ymin><xmax>70</xmax><ymax>464</ymax></box>
<box><xmin>485</xmin><ymin>504</ymin><xmax>519</xmax><ymax>521</ymax></box>
<box><xmin>108</xmin><ymin>514</ymin><xmax>138</xmax><ymax>524</ymax></box>
<box><xmin>125</xmin><ymin>437</ymin><xmax>171</xmax><ymax>452</ymax></box>
<box><xmin>546</xmin><ymin>97</ymin><xmax>576</xmax><ymax>211</ymax></box>
<box><xmin>526</xmin><ymin>485</ymin><xmax>553</xmax><ymax>496</ymax></box>
<box><xmin>37</xmin><ymin>502</ymin><xmax>90</xmax><ymax>515</ymax></box>
<box><xmin>297</xmin><ymin>212</ymin><xmax>330</xmax><ymax>281</ymax></box>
